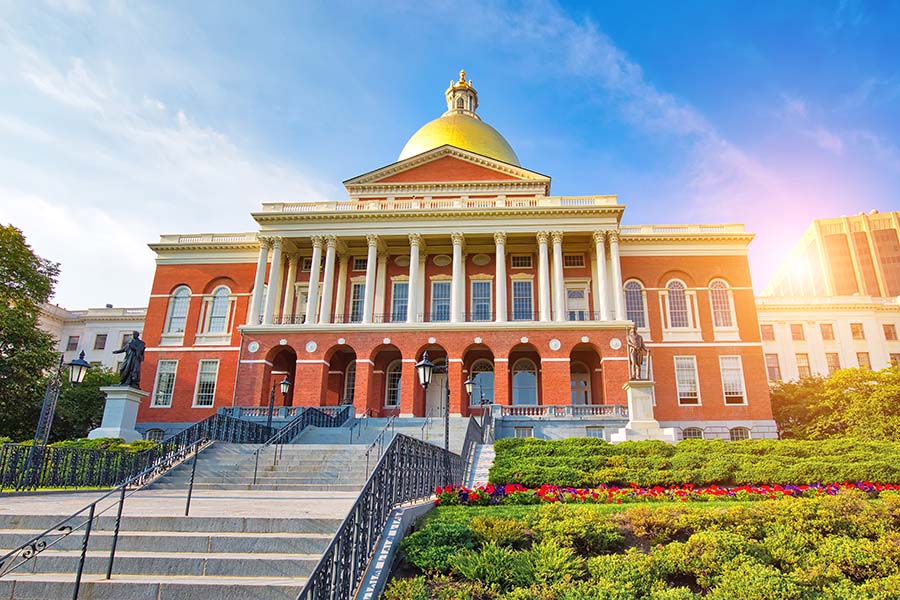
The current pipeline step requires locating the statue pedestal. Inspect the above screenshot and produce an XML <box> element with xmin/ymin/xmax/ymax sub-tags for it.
<box><xmin>88</xmin><ymin>386</ymin><xmax>148</xmax><ymax>443</ymax></box>
<box><xmin>610</xmin><ymin>380</ymin><xmax>677</xmax><ymax>443</ymax></box>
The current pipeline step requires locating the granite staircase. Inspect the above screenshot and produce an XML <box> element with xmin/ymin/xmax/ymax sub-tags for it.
<box><xmin>466</xmin><ymin>444</ymin><xmax>495</xmax><ymax>487</ymax></box>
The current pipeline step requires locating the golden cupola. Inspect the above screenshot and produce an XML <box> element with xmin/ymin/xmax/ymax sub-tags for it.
<box><xmin>398</xmin><ymin>70</ymin><xmax>520</xmax><ymax>166</ymax></box>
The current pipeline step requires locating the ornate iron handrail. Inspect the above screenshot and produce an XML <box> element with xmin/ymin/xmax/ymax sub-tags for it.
<box><xmin>251</xmin><ymin>405</ymin><xmax>352</xmax><ymax>483</ymax></box>
<box><xmin>297</xmin><ymin>434</ymin><xmax>463</xmax><ymax>600</ymax></box>
<box><xmin>459</xmin><ymin>416</ymin><xmax>483</xmax><ymax>481</ymax></box>
<box><xmin>497</xmin><ymin>404</ymin><xmax>629</xmax><ymax>418</ymax></box>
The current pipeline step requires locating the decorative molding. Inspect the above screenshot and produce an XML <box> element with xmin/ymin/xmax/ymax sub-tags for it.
<box><xmin>550</xmin><ymin>231</ymin><xmax>564</xmax><ymax>245</ymax></box>
<box><xmin>493</xmin><ymin>231</ymin><xmax>507</xmax><ymax>245</ymax></box>
<box><xmin>408</xmin><ymin>233</ymin><xmax>422</xmax><ymax>247</ymax></box>
<box><xmin>324</xmin><ymin>235</ymin><xmax>337</xmax><ymax>248</ymax></box>
<box><xmin>536</xmin><ymin>231</ymin><xmax>549</xmax><ymax>245</ymax></box>
<box><xmin>592</xmin><ymin>230</ymin><xmax>606</xmax><ymax>245</ymax></box>
<box><xmin>450</xmin><ymin>232</ymin><xmax>465</xmax><ymax>246</ymax></box>
<box><xmin>366</xmin><ymin>233</ymin><xmax>379</xmax><ymax>248</ymax></box>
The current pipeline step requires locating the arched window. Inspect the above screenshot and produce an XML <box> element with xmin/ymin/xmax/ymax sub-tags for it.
<box><xmin>709</xmin><ymin>279</ymin><xmax>734</xmax><ymax>328</ymax></box>
<box><xmin>343</xmin><ymin>363</ymin><xmax>356</xmax><ymax>405</ymax></box>
<box><xmin>144</xmin><ymin>428</ymin><xmax>165</xmax><ymax>442</ymax></box>
<box><xmin>682</xmin><ymin>427</ymin><xmax>704</xmax><ymax>440</ymax></box>
<box><xmin>385</xmin><ymin>361</ymin><xmax>402</xmax><ymax>407</ymax></box>
<box><xmin>729</xmin><ymin>427</ymin><xmax>750</xmax><ymax>441</ymax></box>
<box><xmin>624</xmin><ymin>280</ymin><xmax>646</xmax><ymax>328</ymax></box>
<box><xmin>456</xmin><ymin>97</ymin><xmax>465</xmax><ymax>109</ymax></box>
<box><xmin>469</xmin><ymin>360</ymin><xmax>494</xmax><ymax>406</ymax></box>
<box><xmin>165</xmin><ymin>286</ymin><xmax>191</xmax><ymax>333</ymax></box>
<box><xmin>666</xmin><ymin>280</ymin><xmax>690</xmax><ymax>328</ymax></box>
<box><xmin>512</xmin><ymin>359</ymin><xmax>538</xmax><ymax>405</ymax></box>
<box><xmin>570</xmin><ymin>361</ymin><xmax>591</xmax><ymax>405</ymax></box>
<box><xmin>208</xmin><ymin>286</ymin><xmax>231</xmax><ymax>333</ymax></box>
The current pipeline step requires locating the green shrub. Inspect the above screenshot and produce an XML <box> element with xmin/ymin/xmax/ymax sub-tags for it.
<box><xmin>382</xmin><ymin>576</ymin><xmax>427</xmax><ymax>600</ymax></box>
<box><xmin>529</xmin><ymin>504</ymin><xmax>623</xmax><ymax>554</ymax></box>
<box><xmin>661</xmin><ymin>531</ymin><xmax>768</xmax><ymax>590</ymax></box>
<box><xmin>471</xmin><ymin>516</ymin><xmax>531</xmax><ymax>548</ymax></box>
<box><xmin>401</xmin><ymin>522</ymin><xmax>475</xmax><ymax>572</ymax></box>
<box><xmin>528</xmin><ymin>540</ymin><xmax>584</xmax><ymax>584</ymax></box>
<box><xmin>451</xmin><ymin>542</ymin><xmax>534</xmax><ymax>591</ymax></box>
<box><xmin>706</xmin><ymin>559</ymin><xmax>807</xmax><ymax>600</ymax></box>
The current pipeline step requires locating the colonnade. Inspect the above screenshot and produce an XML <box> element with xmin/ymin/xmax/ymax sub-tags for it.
<box><xmin>249</xmin><ymin>231</ymin><xmax>626</xmax><ymax>325</ymax></box>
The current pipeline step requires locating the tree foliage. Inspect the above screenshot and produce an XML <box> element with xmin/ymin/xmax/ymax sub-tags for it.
<box><xmin>770</xmin><ymin>366</ymin><xmax>900</xmax><ymax>441</ymax></box>
<box><xmin>51</xmin><ymin>366</ymin><xmax>119</xmax><ymax>442</ymax></box>
<box><xmin>0</xmin><ymin>224</ymin><xmax>60</xmax><ymax>440</ymax></box>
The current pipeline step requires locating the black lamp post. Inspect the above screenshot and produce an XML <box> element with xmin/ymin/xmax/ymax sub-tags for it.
<box><xmin>266</xmin><ymin>376</ymin><xmax>291</xmax><ymax>430</ymax></box>
<box><xmin>415</xmin><ymin>351</ymin><xmax>451</xmax><ymax>485</ymax></box>
<box><xmin>22</xmin><ymin>351</ymin><xmax>92</xmax><ymax>487</ymax></box>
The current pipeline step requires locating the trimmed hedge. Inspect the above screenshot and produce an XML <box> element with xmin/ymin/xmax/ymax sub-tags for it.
<box><xmin>488</xmin><ymin>437</ymin><xmax>900</xmax><ymax>488</ymax></box>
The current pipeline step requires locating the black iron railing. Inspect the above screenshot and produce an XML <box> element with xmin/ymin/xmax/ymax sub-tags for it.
<box><xmin>251</xmin><ymin>405</ymin><xmax>353</xmax><ymax>483</ymax></box>
<box><xmin>297</xmin><ymin>434</ymin><xmax>463</xmax><ymax>600</ymax></box>
<box><xmin>0</xmin><ymin>413</ymin><xmax>274</xmax><ymax>492</ymax></box>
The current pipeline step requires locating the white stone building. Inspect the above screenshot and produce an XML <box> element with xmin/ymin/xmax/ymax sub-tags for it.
<box><xmin>39</xmin><ymin>304</ymin><xmax>147</xmax><ymax>371</ymax></box>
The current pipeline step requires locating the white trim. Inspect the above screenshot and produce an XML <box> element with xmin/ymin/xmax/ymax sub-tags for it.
<box><xmin>192</xmin><ymin>359</ymin><xmax>220</xmax><ymax>408</ymax></box>
<box><xmin>401</xmin><ymin>358</ymin><xmax>417</xmax><ymax>363</ymax></box>
<box><xmin>719</xmin><ymin>355</ymin><xmax>748</xmax><ymax>406</ymax></box>
<box><xmin>296</xmin><ymin>359</ymin><xmax>329</xmax><ymax>365</ymax></box>
<box><xmin>147</xmin><ymin>346</ymin><xmax>241</xmax><ymax>352</ymax></box>
<box><xmin>384</xmin><ymin>359</ymin><xmax>403</xmax><ymax>408</ymax></box>
<box><xmin>600</xmin><ymin>356</ymin><xmax>628</xmax><ymax>362</ymax></box>
<box><xmin>494</xmin><ymin>357</ymin><xmax>509</xmax><ymax>362</ymax></box>
<box><xmin>673</xmin><ymin>355</ymin><xmax>701</xmax><ymax>406</ymax></box>
<box><xmin>540</xmin><ymin>357</ymin><xmax>571</xmax><ymax>362</ymax></box>
<box><xmin>647</xmin><ymin>342</ymin><xmax>762</xmax><ymax>347</ymax></box>
<box><xmin>150</xmin><ymin>359</ymin><xmax>178</xmax><ymax>408</ymax></box>
<box><xmin>356</xmin><ymin>358</ymin><xmax>375</xmax><ymax>365</ymax></box>
<box><xmin>240</xmin><ymin>359</ymin><xmax>273</xmax><ymax>365</ymax></box>
<box><xmin>449</xmin><ymin>358</ymin><xmax>464</xmax><ymax>363</ymax></box>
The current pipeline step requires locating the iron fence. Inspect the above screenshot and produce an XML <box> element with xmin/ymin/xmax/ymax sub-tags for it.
<box><xmin>297</xmin><ymin>434</ymin><xmax>463</xmax><ymax>600</ymax></box>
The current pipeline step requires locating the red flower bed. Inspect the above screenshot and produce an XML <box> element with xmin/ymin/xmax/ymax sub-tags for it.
<box><xmin>434</xmin><ymin>481</ymin><xmax>900</xmax><ymax>505</ymax></box>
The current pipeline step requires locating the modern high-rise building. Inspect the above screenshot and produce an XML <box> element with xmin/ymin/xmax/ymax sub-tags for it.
<box><xmin>765</xmin><ymin>210</ymin><xmax>900</xmax><ymax>298</ymax></box>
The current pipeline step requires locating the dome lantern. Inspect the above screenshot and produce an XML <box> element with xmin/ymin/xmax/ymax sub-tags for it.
<box><xmin>444</xmin><ymin>69</ymin><xmax>479</xmax><ymax>119</ymax></box>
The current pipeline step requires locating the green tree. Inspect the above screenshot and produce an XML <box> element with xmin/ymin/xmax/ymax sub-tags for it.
<box><xmin>51</xmin><ymin>366</ymin><xmax>119</xmax><ymax>442</ymax></box>
<box><xmin>769</xmin><ymin>376</ymin><xmax>828</xmax><ymax>439</ymax></box>
<box><xmin>0</xmin><ymin>224</ymin><xmax>60</xmax><ymax>440</ymax></box>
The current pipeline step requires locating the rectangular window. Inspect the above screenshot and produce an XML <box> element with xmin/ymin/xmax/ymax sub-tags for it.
<box><xmin>152</xmin><ymin>360</ymin><xmax>178</xmax><ymax>407</ymax></box>
<box><xmin>566</xmin><ymin>288</ymin><xmax>588</xmax><ymax>321</ymax></box>
<box><xmin>430</xmin><ymin>281</ymin><xmax>451</xmax><ymax>322</ymax></box>
<box><xmin>193</xmin><ymin>360</ymin><xmax>219</xmax><ymax>407</ymax></box>
<box><xmin>93</xmin><ymin>334</ymin><xmax>107</xmax><ymax>350</ymax></box>
<box><xmin>765</xmin><ymin>354</ymin><xmax>782</xmax><ymax>381</ymax></box>
<box><xmin>790</xmin><ymin>324</ymin><xmax>805</xmax><ymax>341</ymax></box>
<box><xmin>585</xmin><ymin>426</ymin><xmax>604</xmax><ymax>439</ymax></box>
<box><xmin>510</xmin><ymin>255</ymin><xmax>532</xmax><ymax>269</ymax></box>
<box><xmin>121</xmin><ymin>333</ymin><xmax>133</xmax><ymax>347</ymax></box>
<box><xmin>350</xmin><ymin>283</ymin><xmax>365</xmax><ymax>323</ymax></box>
<box><xmin>301</xmin><ymin>257</ymin><xmax>313</xmax><ymax>272</ymax></box>
<box><xmin>820</xmin><ymin>323</ymin><xmax>835</xmax><ymax>341</ymax></box>
<box><xmin>471</xmin><ymin>280</ymin><xmax>492</xmax><ymax>322</ymax></box>
<box><xmin>390</xmin><ymin>282</ymin><xmax>408</xmax><ymax>323</ymax></box>
<box><xmin>514</xmin><ymin>426</ymin><xmax>534</xmax><ymax>438</ymax></box>
<box><xmin>674</xmin><ymin>356</ymin><xmax>700</xmax><ymax>405</ymax></box>
<box><xmin>352</xmin><ymin>257</ymin><xmax>367</xmax><ymax>271</ymax></box>
<box><xmin>884</xmin><ymin>324</ymin><xmax>898</xmax><ymax>341</ymax></box>
<box><xmin>719</xmin><ymin>356</ymin><xmax>746</xmax><ymax>405</ymax></box>
<box><xmin>563</xmin><ymin>254</ymin><xmax>585</xmax><ymax>268</ymax></box>
<box><xmin>826</xmin><ymin>353</ymin><xmax>841</xmax><ymax>375</ymax></box>
<box><xmin>385</xmin><ymin>366</ymin><xmax>402</xmax><ymax>407</ymax></box>
<box><xmin>512</xmin><ymin>280</ymin><xmax>534</xmax><ymax>321</ymax></box>
<box><xmin>891</xmin><ymin>353</ymin><xmax>900</xmax><ymax>366</ymax></box>
<box><xmin>66</xmin><ymin>336</ymin><xmax>79</xmax><ymax>351</ymax></box>
<box><xmin>857</xmin><ymin>352</ymin><xmax>871</xmax><ymax>369</ymax></box>
<box><xmin>760</xmin><ymin>324</ymin><xmax>775</xmax><ymax>341</ymax></box>
<box><xmin>796</xmin><ymin>353</ymin><xmax>811</xmax><ymax>378</ymax></box>
<box><xmin>851</xmin><ymin>323</ymin><xmax>865</xmax><ymax>340</ymax></box>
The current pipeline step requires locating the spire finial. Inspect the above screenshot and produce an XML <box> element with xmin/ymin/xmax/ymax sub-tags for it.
<box><xmin>459</xmin><ymin>69</ymin><xmax>466</xmax><ymax>83</ymax></box>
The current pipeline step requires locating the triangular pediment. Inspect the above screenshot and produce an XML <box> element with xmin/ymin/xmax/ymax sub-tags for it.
<box><xmin>343</xmin><ymin>145</ymin><xmax>551</xmax><ymax>189</ymax></box>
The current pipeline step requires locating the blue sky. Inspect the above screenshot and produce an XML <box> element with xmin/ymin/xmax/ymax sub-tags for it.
<box><xmin>1</xmin><ymin>1</ymin><xmax>898</xmax><ymax>308</ymax></box>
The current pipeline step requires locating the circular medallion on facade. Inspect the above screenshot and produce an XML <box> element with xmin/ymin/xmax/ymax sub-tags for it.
<box><xmin>610</xmin><ymin>338</ymin><xmax>622</xmax><ymax>350</ymax></box>
<box><xmin>428</xmin><ymin>337</ymin><xmax>437</xmax><ymax>344</ymax></box>
<box><xmin>520</xmin><ymin>336</ymin><xmax>529</xmax><ymax>343</ymax></box>
<box><xmin>247</xmin><ymin>341</ymin><xmax>260</xmax><ymax>353</ymax></box>
<box><xmin>472</xmin><ymin>254</ymin><xmax>490</xmax><ymax>266</ymax></box>
<box><xmin>474</xmin><ymin>337</ymin><xmax>483</xmax><ymax>344</ymax></box>
<box><xmin>549</xmin><ymin>339</ymin><xmax>561</xmax><ymax>351</ymax></box>
<box><xmin>581</xmin><ymin>336</ymin><xmax>590</xmax><ymax>343</ymax></box>
<box><xmin>337</xmin><ymin>337</ymin><xmax>346</xmax><ymax>345</ymax></box>
<box><xmin>433</xmin><ymin>254</ymin><xmax>452</xmax><ymax>267</ymax></box>
<box><xmin>279</xmin><ymin>339</ymin><xmax>288</xmax><ymax>346</ymax></box>
<box><xmin>383</xmin><ymin>337</ymin><xmax>391</xmax><ymax>345</ymax></box>
<box><xmin>305</xmin><ymin>341</ymin><xmax>318</xmax><ymax>353</ymax></box>
<box><xmin>395</xmin><ymin>255</ymin><xmax>410</xmax><ymax>267</ymax></box>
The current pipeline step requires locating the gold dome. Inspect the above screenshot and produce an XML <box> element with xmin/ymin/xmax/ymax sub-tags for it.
<box><xmin>398</xmin><ymin>70</ymin><xmax>520</xmax><ymax>166</ymax></box>
<box><xmin>398</xmin><ymin>113</ymin><xmax>520</xmax><ymax>165</ymax></box>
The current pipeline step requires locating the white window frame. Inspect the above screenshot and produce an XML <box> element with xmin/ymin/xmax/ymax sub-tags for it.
<box><xmin>708</xmin><ymin>279</ymin><xmax>739</xmax><ymax>341</ymax></box>
<box><xmin>765</xmin><ymin>353</ymin><xmax>782</xmax><ymax>381</ymax></box>
<box><xmin>470</xmin><ymin>279</ymin><xmax>492</xmax><ymax>322</ymax></box>
<box><xmin>623</xmin><ymin>279</ymin><xmax>649</xmax><ymax>332</ymax></box>
<box><xmin>349</xmin><ymin>282</ymin><xmax>365</xmax><ymax>323</ymax></box>
<box><xmin>795</xmin><ymin>353</ymin><xmax>811</xmax><ymax>378</ymax></box>
<box><xmin>514</xmin><ymin>426</ymin><xmax>534</xmax><ymax>438</ymax></box>
<box><xmin>760</xmin><ymin>324</ymin><xmax>775</xmax><ymax>341</ymax></box>
<box><xmin>352</xmin><ymin>257</ymin><xmax>367</xmax><ymax>271</ymax></box>
<box><xmin>825</xmin><ymin>352</ymin><xmax>841</xmax><ymax>374</ymax></box>
<box><xmin>719</xmin><ymin>356</ymin><xmax>747</xmax><ymax>406</ymax></box>
<box><xmin>850</xmin><ymin>322</ymin><xmax>866</xmax><ymax>340</ymax></box>
<box><xmin>151</xmin><ymin>360</ymin><xmax>178</xmax><ymax>408</ymax></box>
<box><xmin>565</xmin><ymin>282</ymin><xmax>590</xmax><ymax>322</ymax></box>
<box><xmin>510</xmin><ymin>254</ymin><xmax>533</xmax><ymax>269</ymax></box>
<box><xmin>144</xmin><ymin>428</ymin><xmax>165</xmax><ymax>442</ymax></box>
<box><xmin>857</xmin><ymin>352</ymin><xmax>871</xmax><ymax>369</ymax></box>
<box><xmin>729</xmin><ymin>427</ymin><xmax>751</xmax><ymax>441</ymax></box>
<box><xmin>192</xmin><ymin>359</ymin><xmax>219</xmax><ymax>408</ymax></box>
<box><xmin>563</xmin><ymin>254</ymin><xmax>585</xmax><ymax>268</ymax></box>
<box><xmin>585</xmin><ymin>426</ymin><xmax>604</xmax><ymax>439</ymax></box>
<box><xmin>468</xmin><ymin>359</ymin><xmax>495</xmax><ymax>406</ymax></box>
<box><xmin>384</xmin><ymin>360</ymin><xmax>402</xmax><ymax>407</ymax></box>
<box><xmin>343</xmin><ymin>362</ymin><xmax>356</xmax><ymax>404</ymax></box>
<box><xmin>512</xmin><ymin>358</ymin><xmax>539</xmax><ymax>405</ymax></box>
<box><xmin>511</xmin><ymin>278</ymin><xmax>534</xmax><ymax>321</ymax></box>
<box><xmin>430</xmin><ymin>280</ymin><xmax>452</xmax><ymax>322</ymax></box>
<box><xmin>884</xmin><ymin>323</ymin><xmax>898</xmax><ymax>341</ymax></box>
<box><xmin>682</xmin><ymin>427</ymin><xmax>704</xmax><ymax>440</ymax></box>
<box><xmin>390</xmin><ymin>281</ymin><xmax>409</xmax><ymax>323</ymax></box>
<box><xmin>674</xmin><ymin>356</ymin><xmax>700</xmax><ymax>406</ymax></box>
<box><xmin>93</xmin><ymin>334</ymin><xmax>107</xmax><ymax>351</ymax></box>
<box><xmin>661</xmin><ymin>280</ymin><xmax>701</xmax><ymax>342</ymax></box>
<box><xmin>198</xmin><ymin>285</ymin><xmax>234</xmax><ymax>341</ymax></box>
<box><xmin>820</xmin><ymin>323</ymin><xmax>835</xmax><ymax>341</ymax></box>
<box><xmin>163</xmin><ymin>286</ymin><xmax>191</xmax><ymax>344</ymax></box>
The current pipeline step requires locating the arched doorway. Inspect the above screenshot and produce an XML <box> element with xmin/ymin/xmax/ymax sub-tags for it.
<box><xmin>323</xmin><ymin>345</ymin><xmax>357</xmax><ymax>407</ymax></box>
<box><xmin>462</xmin><ymin>344</ymin><xmax>494</xmax><ymax>416</ymax></box>
<box><xmin>266</xmin><ymin>345</ymin><xmax>297</xmax><ymax>407</ymax></box>
<box><xmin>570</xmin><ymin>343</ymin><xmax>602</xmax><ymax>405</ymax></box>
<box><xmin>370</xmin><ymin>344</ymin><xmax>403</xmax><ymax>415</ymax></box>
<box><xmin>416</xmin><ymin>345</ymin><xmax>448</xmax><ymax>417</ymax></box>
<box><xmin>508</xmin><ymin>343</ymin><xmax>541</xmax><ymax>405</ymax></box>
<box><xmin>570</xmin><ymin>362</ymin><xmax>591</xmax><ymax>405</ymax></box>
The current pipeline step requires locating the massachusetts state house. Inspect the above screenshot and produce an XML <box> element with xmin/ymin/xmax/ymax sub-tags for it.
<box><xmin>137</xmin><ymin>72</ymin><xmax>777</xmax><ymax>442</ymax></box>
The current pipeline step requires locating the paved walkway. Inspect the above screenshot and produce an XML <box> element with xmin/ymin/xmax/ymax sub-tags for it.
<box><xmin>0</xmin><ymin>488</ymin><xmax>358</xmax><ymax>520</ymax></box>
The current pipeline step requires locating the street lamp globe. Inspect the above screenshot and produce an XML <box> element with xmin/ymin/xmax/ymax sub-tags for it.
<box><xmin>279</xmin><ymin>376</ymin><xmax>291</xmax><ymax>396</ymax></box>
<box><xmin>67</xmin><ymin>351</ymin><xmax>92</xmax><ymax>385</ymax></box>
<box><xmin>415</xmin><ymin>351</ymin><xmax>434</xmax><ymax>389</ymax></box>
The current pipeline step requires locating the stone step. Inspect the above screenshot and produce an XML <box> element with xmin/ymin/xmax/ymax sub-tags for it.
<box><xmin>150</xmin><ymin>482</ymin><xmax>364</xmax><ymax>492</ymax></box>
<box><xmin>0</xmin><ymin>515</ymin><xmax>342</xmax><ymax>534</ymax></box>
<box><xmin>0</xmin><ymin>573</ymin><xmax>307</xmax><ymax>600</ymax></box>
<box><xmin>0</xmin><ymin>529</ymin><xmax>332</xmax><ymax>554</ymax></box>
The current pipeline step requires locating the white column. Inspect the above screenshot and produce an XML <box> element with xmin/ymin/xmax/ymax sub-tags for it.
<box><xmin>334</xmin><ymin>255</ymin><xmax>349</xmax><ymax>323</ymax></box>
<box><xmin>374</xmin><ymin>252</ymin><xmax>388</xmax><ymax>322</ymax></box>
<box><xmin>281</xmin><ymin>254</ymin><xmax>298</xmax><ymax>319</ymax></box>
<box><xmin>537</xmin><ymin>231</ymin><xmax>551</xmax><ymax>322</ymax></box>
<box><xmin>305</xmin><ymin>236</ymin><xmax>324</xmax><ymax>324</ymax></box>
<box><xmin>362</xmin><ymin>234</ymin><xmax>378</xmax><ymax>324</ymax></box>
<box><xmin>450</xmin><ymin>232</ymin><xmax>464</xmax><ymax>323</ymax></box>
<box><xmin>609</xmin><ymin>231</ymin><xmax>625</xmax><ymax>320</ymax></box>
<box><xmin>593</xmin><ymin>231</ymin><xmax>609</xmax><ymax>320</ymax></box>
<box><xmin>551</xmin><ymin>231</ymin><xmax>565</xmax><ymax>322</ymax></box>
<box><xmin>407</xmin><ymin>234</ymin><xmax>421</xmax><ymax>323</ymax></box>
<box><xmin>262</xmin><ymin>237</ymin><xmax>283</xmax><ymax>325</ymax></box>
<box><xmin>250</xmin><ymin>238</ymin><xmax>270</xmax><ymax>324</ymax></box>
<box><xmin>319</xmin><ymin>236</ymin><xmax>337</xmax><ymax>324</ymax></box>
<box><xmin>494</xmin><ymin>232</ymin><xmax>507</xmax><ymax>322</ymax></box>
